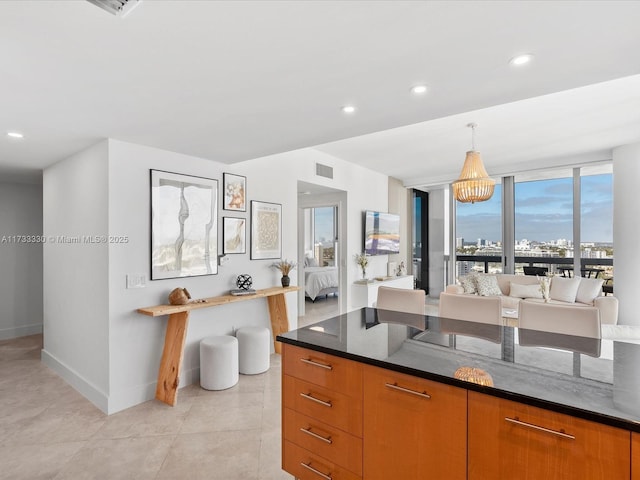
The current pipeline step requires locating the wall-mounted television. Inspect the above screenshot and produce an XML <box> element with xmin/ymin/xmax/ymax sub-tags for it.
<box><xmin>364</xmin><ymin>210</ymin><xmax>401</xmax><ymax>255</ymax></box>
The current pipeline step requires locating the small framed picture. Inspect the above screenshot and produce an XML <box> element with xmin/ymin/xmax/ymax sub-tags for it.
<box><xmin>223</xmin><ymin>173</ymin><xmax>246</xmax><ymax>211</ymax></box>
<box><xmin>223</xmin><ymin>217</ymin><xmax>246</xmax><ymax>254</ymax></box>
<box><xmin>251</xmin><ymin>200</ymin><xmax>282</xmax><ymax>260</ymax></box>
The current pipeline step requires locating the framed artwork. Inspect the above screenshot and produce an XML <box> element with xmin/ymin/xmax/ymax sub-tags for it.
<box><xmin>223</xmin><ymin>217</ymin><xmax>246</xmax><ymax>254</ymax></box>
<box><xmin>250</xmin><ymin>200</ymin><xmax>282</xmax><ymax>260</ymax></box>
<box><xmin>223</xmin><ymin>173</ymin><xmax>246</xmax><ymax>211</ymax></box>
<box><xmin>150</xmin><ymin>170</ymin><xmax>218</xmax><ymax>279</ymax></box>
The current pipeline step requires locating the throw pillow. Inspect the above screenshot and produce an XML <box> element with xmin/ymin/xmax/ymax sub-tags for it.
<box><xmin>476</xmin><ymin>275</ymin><xmax>502</xmax><ymax>297</ymax></box>
<box><xmin>549</xmin><ymin>276</ymin><xmax>581</xmax><ymax>303</ymax></box>
<box><xmin>509</xmin><ymin>282</ymin><xmax>543</xmax><ymax>299</ymax></box>
<box><xmin>576</xmin><ymin>278</ymin><xmax>604</xmax><ymax>304</ymax></box>
<box><xmin>459</xmin><ymin>274</ymin><xmax>478</xmax><ymax>294</ymax></box>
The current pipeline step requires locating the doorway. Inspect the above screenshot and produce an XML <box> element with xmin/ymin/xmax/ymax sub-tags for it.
<box><xmin>297</xmin><ymin>182</ymin><xmax>347</xmax><ymax>324</ymax></box>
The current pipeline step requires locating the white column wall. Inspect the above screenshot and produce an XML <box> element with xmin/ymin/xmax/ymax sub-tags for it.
<box><xmin>0</xmin><ymin>182</ymin><xmax>43</xmax><ymax>339</ymax></box>
<box><xmin>613</xmin><ymin>142</ymin><xmax>640</xmax><ymax>326</ymax></box>
<box><xmin>42</xmin><ymin>141</ymin><xmax>110</xmax><ymax>411</ymax></box>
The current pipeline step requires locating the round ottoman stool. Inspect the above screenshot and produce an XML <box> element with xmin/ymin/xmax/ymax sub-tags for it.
<box><xmin>200</xmin><ymin>335</ymin><xmax>239</xmax><ymax>390</ymax></box>
<box><xmin>236</xmin><ymin>326</ymin><xmax>270</xmax><ymax>374</ymax></box>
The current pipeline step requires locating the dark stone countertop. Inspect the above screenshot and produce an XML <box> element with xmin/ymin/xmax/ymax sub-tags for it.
<box><xmin>277</xmin><ymin>308</ymin><xmax>640</xmax><ymax>432</ymax></box>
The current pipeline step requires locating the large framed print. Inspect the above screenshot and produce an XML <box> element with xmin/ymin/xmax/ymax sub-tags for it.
<box><xmin>223</xmin><ymin>173</ymin><xmax>246</xmax><ymax>211</ymax></box>
<box><xmin>150</xmin><ymin>170</ymin><xmax>218</xmax><ymax>279</ymax></box>
<box><xmin>250</xmin><ymin>200</ymin><xmax>281</xmax><ymax>260</ymax></box>
<box><xmin>223</xmin><ymin>217</ymin><xmax>246</xmax><ymax>254</ymax></box>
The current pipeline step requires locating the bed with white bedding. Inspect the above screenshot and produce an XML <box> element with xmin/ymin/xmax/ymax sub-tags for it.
<box><xmin>304</xmin><ymin>266</ymin><xmax>339</xmax><ymax>301</ymax></box>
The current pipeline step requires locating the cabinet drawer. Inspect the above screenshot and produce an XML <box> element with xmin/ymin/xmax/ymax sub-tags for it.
<box><xmin>363</xmin><ymin>365</ymin><xmax>467</xmax><ymax>480</ymax></box>
<box><xmin>283</xmin><ymin>375</ymin><xmax>363</xmax><ymax>437</ymax></box>
<box><xmin>283</xmin><ymin>344</ymin><xmax>362</xmax><ymax>398</ymax></box>
<box><xmin>468</xmin><ymin>391</ymin><xmax>630</xmax><ymax>480</ymax></box>
<box><xmin>283</xmin><ymin>440</ymin><xmax>361</xmax><ymax>480</ymax></box>
<box><xmin>283</xmin><ymin>407</ymin><xmax>362</xmax><ymax>476</ymax></box>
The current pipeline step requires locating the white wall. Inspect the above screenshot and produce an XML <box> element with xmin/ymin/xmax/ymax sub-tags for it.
<box><xmin>41</xmin><ymin>139</ymin><xmax>389</xmax><ymax>413</ymax></box>
<box><xmin>237</xmin><ymin>149</ymin><xmax>389</xmax><ymax>311</ymax></box>
<box><xmin>106</xmin><ymin>140</ymin><xmax>286</xmax><ymax>413</ymax></box>
<box><xmin>0</xmin><ymin>182</ymin><xmax>43</xmax><ymax>340</ymax></box>
<box><xmin>613</xmin><ymin>142</ymin><xmax>640</xmax><ymax>326</ymax></box>
<box><xmin>42</xmin><ymin>141</ymin><xmax>110</xmax><ymax>411</ymax></box>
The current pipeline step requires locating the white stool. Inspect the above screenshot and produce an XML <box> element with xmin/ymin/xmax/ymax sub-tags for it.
<box><xmin>236</xmin><ymin>326</ymin><xmax>270</xmax><ymax>375</ymax></box>
<box><xmin>200</xmin><ymin>335</ymin><xmax>239</xmax><ymax>390</ymax></box>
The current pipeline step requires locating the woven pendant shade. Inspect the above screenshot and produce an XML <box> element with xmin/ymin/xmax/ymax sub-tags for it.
<box><xmin>452</xmin><ymin>123</ymin><xmax>495</xmax><ymax>204</ymax></box>
<box><xmin>452</xmin><ymin>150</ymin><xmax>495</xmax><ymax>203</ymax></box>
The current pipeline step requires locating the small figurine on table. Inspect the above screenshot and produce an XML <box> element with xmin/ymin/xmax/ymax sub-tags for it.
<box><xmin>396</xmin><ymin>261</ymin><xmax>406</xmax><ymax>276</ymax></box>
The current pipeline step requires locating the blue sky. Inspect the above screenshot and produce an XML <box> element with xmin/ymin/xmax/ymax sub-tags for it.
<box><xmin>456</xmin><ymin>174</ymin><xmax>613</xmax><ymax>243</ymax></box>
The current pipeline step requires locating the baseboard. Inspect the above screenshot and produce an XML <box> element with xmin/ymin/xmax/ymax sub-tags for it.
<box><xmin>0</xmin><ymin>323</ymin><xmax>43</xmax><ymax>341</ymax></box>
<box><xmin>41</xmin><ymin>350</ymin><xmax>201</xmax><ymax>415</ymax></box>
<box><xmin>104</xmin><ymin>365</ymin><xmax>201</xmax><ymax>415</ymax></box>
<box><xmin>41</xmin><ymin>349</ymin><xmax>109</xmax><ymax>414</ymax></box>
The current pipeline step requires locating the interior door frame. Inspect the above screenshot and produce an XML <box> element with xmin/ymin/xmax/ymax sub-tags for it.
<box><xmin>297</xmin><ymin>192</ymin><xmax>347</xmax><ymax>317</ymax></box>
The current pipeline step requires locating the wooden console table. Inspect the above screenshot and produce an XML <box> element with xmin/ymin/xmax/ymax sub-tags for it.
<box><xmin>137</xmin><ymin>286</ymin><xmax>299</xmax><ymax>406</ymax></box>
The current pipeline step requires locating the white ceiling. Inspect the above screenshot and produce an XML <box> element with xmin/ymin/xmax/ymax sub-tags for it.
<box><xmin>1</xmin><ymin>0</ymin><xmax>640</xmax><ymax>185</ymax></box>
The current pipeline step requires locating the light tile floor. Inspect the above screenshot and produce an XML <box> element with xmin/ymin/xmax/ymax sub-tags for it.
<box><xmin>0</xmin><ymin>334</ymin><xmax>293</xmax><ymax>480</ymax></box>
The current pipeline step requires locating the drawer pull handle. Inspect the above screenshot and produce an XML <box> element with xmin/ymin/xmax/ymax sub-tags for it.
<box><xmin>300</xmin><ymin>358</ymin><xmax>333</xmax><ymax>370</ymax></box>
<box><xmin>300</xmin><ymin>426</ymin><xmax>333</xmax><ymax>444</ymax></box>
<box><xmin>504</xmin><ymin>416</ymin><xmax>575</xmax><ymax>440</ymax></box>
<box><xmin>385</xmin><ymin>382</ymin><xmax>431</xmax><ymax>399</ymax></box>
<box><xmin>300</xmin><ymin>392</ymin><xmax>333</xmax><ymax>408</ymax></box>
<box><xmin>301</xmin><ymin>461</ymin><xmax>332</xmax><ymax>480</ymax></box>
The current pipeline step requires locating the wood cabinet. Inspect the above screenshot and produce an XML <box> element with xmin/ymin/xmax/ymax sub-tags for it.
<box><xmin>632</xmin><ymin>433</ymin><xmax>640</xmax><ymax>480</ymax></box>
<box><xmin>281</xmin><ymin>342</ymin><xmax>637</xmax><ymax>479</ymax></box>
<box><xmin>362</xmin><ymin>365</ymin><xmax>467</xmax><ymax>480</ymax></box>
<box><xmin>468</xmin><ymin>391</ymin><xmax>630</xmax><ymax>480</ymax></box>
<box><xmin>282</xmin><ymin>343</ymin><xmax>363</xmax><ymax>479</ymax></box>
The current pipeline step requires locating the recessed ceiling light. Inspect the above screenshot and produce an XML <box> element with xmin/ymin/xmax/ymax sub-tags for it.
<box><xmin>7</xmin><ymin>131</ymin><xmax>24</xmax><ymax>139</ymax></box>
<box><xmin>411</xmin><ymin>85</ymin><xmax>428</xmax><ymax>95</ymax></box>
<box><xmin>341</xmin><ymin>105</ymin><xmax>356</xmax><ymax>114</ymax></box>
<box><xmin>509</xmin><ymin>54</ymin><xmax>534</xmax><ymax>66</ymax></box>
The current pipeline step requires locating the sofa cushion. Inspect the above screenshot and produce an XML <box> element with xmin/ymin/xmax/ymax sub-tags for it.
<box><xmin>495</xmin><ymin>274</ymin><xmax>539</xmax><ymax>296</ymax></box>
<box><xmin>501</xmin><ymin>295</ymin><xmax>521</xmax><ymax>309</ymax></box>
<box><xmin>576</xmin><ymin>278</ymin><xmax>604</xmax><ymax>305</ymax></box>
<box><xmin>550</xmin><ymin>276</ymin><xmax>581</xmax><ymax>303</ymax></box>
<box><xmin>459</xmin><ymin>273</ymin><xmax>478</xmax><ymax>294</ymax></box>
<box><xmin>509</xmin><ymin>282</ymin><xmax>543</xmax><ymax>299</ymax></box>
<box><xmin>476</xmin><ymin>274</ymin><xmax>502</xmax><ymax>296</ymax></box>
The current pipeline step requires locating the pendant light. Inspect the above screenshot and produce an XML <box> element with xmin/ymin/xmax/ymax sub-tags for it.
<box><xmin>452</xmin><ymin>123</ymin><xmax>495</xmax><ymax>203</ymax></box>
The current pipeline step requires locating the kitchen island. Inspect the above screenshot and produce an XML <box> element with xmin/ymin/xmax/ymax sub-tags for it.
<box><xmin>277</xmin><ymin>308</ymin><xmax>640</xmax><ymax>480</ymax></box>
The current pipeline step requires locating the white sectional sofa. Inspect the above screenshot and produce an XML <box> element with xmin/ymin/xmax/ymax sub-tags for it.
<box><xmin>443</xmin><ymin>273</ymin><xmax>618</xmax><ymax>326</ymax></box>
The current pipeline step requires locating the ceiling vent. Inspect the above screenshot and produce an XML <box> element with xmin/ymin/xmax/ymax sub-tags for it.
<box><xmin>316</xmin><ymin>163</ymin><xmax>334</xmax><ymax>180</ymax></box>
<box><xmin>86</xmin><ymin>0</ymin><xmax>142</xmax><ymax>17</ymax></box>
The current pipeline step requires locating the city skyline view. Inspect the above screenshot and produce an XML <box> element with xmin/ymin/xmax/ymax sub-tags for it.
<box><xmin>456</xmin><ymin>174</ymin><xmax>613</xmax><ymax>244</ymax></box>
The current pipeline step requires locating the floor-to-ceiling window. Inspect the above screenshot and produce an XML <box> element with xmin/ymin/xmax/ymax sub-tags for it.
<box><xmin>455</xmin><ymin>184</ymin><xmax>502</xmax><ymax>275</ymax></box>
<box><xmin>447</xmin><ymin>164</ymin><xmax>613</xmax><ymax>283</ymax></box>
<box><xmin>514</xmin><ymin>174</ymin><xmax>573</xmax><ymax>275</ymax></box>
<box><xmin>580</xmin><ymin>169</ymin><xmax>614</xmax><ymax>283</ymax></box>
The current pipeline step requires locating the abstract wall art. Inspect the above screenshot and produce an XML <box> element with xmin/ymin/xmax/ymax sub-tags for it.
<box><xmin>250</xmin><ymin>200</ymin><xmax>281</xmax><ymax>260</ymax></box>
<box><xmin>150</xmin><ymin>170</ymin><xmax>218</xmax><ymax>279</ymax></box>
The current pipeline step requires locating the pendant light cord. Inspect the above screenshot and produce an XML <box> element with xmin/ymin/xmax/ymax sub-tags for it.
<box><xmin>467</xmin><ymin>122</ymin><xmax>477</xmax><ymax>151</ymax></box>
